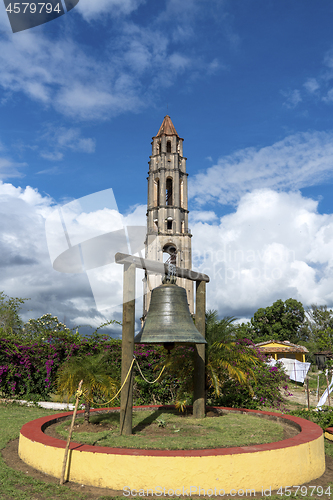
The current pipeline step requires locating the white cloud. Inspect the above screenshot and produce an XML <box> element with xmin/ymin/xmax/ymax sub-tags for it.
<box><xmin>282</xmin><ymin>89</ymin><xmax>302</xmax><ymax>109</ymax></box>
<box><xmin>189</xmin><ymin>130</ymin><xmax>333</xmax><ymax>206</ymax></box>
<box><xmin>2</xmin><ymin>180</ymin><xmax>333</xmax><ymax>326</ymax></box>
<box><xmin>0</xmin><ymin>182</ymin><xmax>129</xmax><ymax>329</ymax></box>
<box><xmin>191</xmin><ymin>189</ymin><xmax>333</xmax><ymax>318</ymax></box>
<box><xmin>36</xmin><ymin>166</ymin><xmax>61</xmax><ymax>174</ymax></box>
<box><xmin>323</xmin><ymin>88</ymin><xmax>333</xmax><ymax>104</ymax></box>
<box><xmin>291</xmin><ymin>47</ymin><xmax>333</xmax><ymax>106</ymax></box>
<box><xmin>54</xmin><ymin>83</ymin><xmax>142</xmax><ymax>120</ymax></box>
<box><xmin>0</xmin><ymin>1</ymin><xmax>222</xmax><ymax>121</ymax></box>
<box><xmin>323</xmin><ymin>48</ymin><xmax>333</xmax><ymax>69</ymax></box>
<box><xmin>39</xmin><ymin>152</ymin><xmax>64</xmax><ymax>162</ymax></box>
<box><xmin>75</xmin><ymin>0</ymin><xmax>145</xmax><ymax>21</ymax></box>
<box><xmin>55</xmin><ymin>128</ymin><xmax>95</xmax><ymax>153</ymax></box>
<box><xmin>190</xmin><ymin>210</ymin><xmax>218</xmax><ymax>223</ymax></box>
<box><xmin>304</xmin><ymin>78</ymin><xmax>320</xmax><ymax>94</ymax></box>
<box><xmin>39</xmin><ymin>126</ymin><xmax>96</xmax><ymax>160</ymax></box>
<box><xmin>0</xmin><ymin>156</ymin><xmax>26</xmax><ymax>179</ymax></box>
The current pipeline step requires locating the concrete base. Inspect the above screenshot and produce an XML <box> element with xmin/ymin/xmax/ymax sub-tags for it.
<box><xmin>19</xmin><ymin>406</ymin><xmax>325</xmax><ymax>493</ymax></box>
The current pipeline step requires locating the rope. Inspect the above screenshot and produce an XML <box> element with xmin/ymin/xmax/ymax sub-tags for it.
<box><xmin>134</xmin><ymin>356</ymin><xmax>166</xmax><ymax>384</ymax></box>
<box><xmin>81</xmin><ymin>357</ymin><xmax>166</xmax><ymax>405</ymax></box>
<box><xmin>82</xmin><ymin>358</ymin><xmax>135</xmax><ymax>406</ymax></box>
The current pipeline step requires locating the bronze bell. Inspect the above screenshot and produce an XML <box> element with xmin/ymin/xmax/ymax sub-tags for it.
<box><xmin>134</xmin><ymin>282</ymin><xmax>207</xmax><ymax>351</ymax></box>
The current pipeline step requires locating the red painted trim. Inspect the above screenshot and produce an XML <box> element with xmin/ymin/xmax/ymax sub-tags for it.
<box><xmin>20</xmin><ymin>406</ymin><xmax>323</xmax><ymax>458</ymax></box>
<box><xmin>325</xmin><ymin>427</ymin><xmax>333</xmax><ymax>434</ymax></box>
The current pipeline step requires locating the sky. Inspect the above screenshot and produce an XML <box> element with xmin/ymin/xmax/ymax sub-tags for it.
<box><xmin>1</xmin><ymin>0</ymin><xmax>333</xmax><ymax>335</ymax></box>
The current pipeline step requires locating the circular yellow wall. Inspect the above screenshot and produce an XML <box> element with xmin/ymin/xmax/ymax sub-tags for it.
<box><xmin>18</xmin><ymin>406</ymin><xmax>325</xmax><ymax>493</ymax></box>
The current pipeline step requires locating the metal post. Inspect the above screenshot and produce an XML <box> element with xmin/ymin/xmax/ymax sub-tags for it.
<box><xmin>193</xmin><ymin>280</ymin><xmax>206</xmax><ymax>419</ymax></box>
<box><xmin>120</xmin><ymin>262</ymin><xmax>135</xmax><ymax>435</ymax></box>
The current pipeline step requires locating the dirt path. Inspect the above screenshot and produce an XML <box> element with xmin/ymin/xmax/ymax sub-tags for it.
<box><xmin>284</xmin><ymin>385</ymin><xmax>332</xmax><ymax>409</ymax></box>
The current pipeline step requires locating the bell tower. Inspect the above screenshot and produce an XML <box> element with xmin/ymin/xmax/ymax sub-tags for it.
<box><xmin>143</xmin><ymin>115</ymin><xmax>193</xmax><ymax>316</ymax></box>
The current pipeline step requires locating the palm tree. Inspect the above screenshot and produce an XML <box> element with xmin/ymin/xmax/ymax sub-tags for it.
<box><xmin>205</xmin><ymin>310</ymin><xmax>259</xmax><ymax>396</ymax></box>
<box><xmin>205</xmin><ymin>310</ymin><xmax>238</xmax><ymax>344</ymax></box>
<box><xmin>160</xmin><ymin>310</ymin><xmax>259</xmax><ymax>410</ymax></box>
<box><xmin>57</xmin><ymin>353</ymin><xmax>118</xmax><ymax>423</ymax></box>
<box><xmin>205</xmin><ymin>339</ymin><xmax>259</xmax><ymax>398</ymax></box>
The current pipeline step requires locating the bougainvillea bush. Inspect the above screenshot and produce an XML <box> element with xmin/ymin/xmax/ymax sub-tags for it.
<box><xmin>0</xmin><ymin>314</ymin><xmax>123</xmax><ymax>400</ymax></box>
<box><xmin>0</xmin><ymin>312</ymin><xmax>289</xmax><ymax>410</ymax></box>
<box><xmin>0</xmin><ymin>313</ymin><xmax>173</xmax><ymax>404</ymax></box>
<box><xmin>132</xmin><ymin>345</ymin><xmax>179</xmax><ymax>405</ymax></box>
<box><xmin>209</xmin><ymin>359</ymin><xmax>289</xmax><ymax>410</ymax></box>
<box><xmin>0</xmin><ymin>336</ymin><xmax>122</xmax><ymax>400</ymax></box>
<box><xmin>0</xmin><ymin>338</ymin><xmax>179</xmax><ymax>404</ymax></box>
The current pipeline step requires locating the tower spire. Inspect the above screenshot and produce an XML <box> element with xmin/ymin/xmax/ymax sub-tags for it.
<box><xmin>155</xmin><ymin>115</ymin><xmax>179</xmax><ymax>138</ymax></box>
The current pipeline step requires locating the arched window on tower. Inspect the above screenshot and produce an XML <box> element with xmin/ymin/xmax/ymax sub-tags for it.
<box><xmin>166</xmin><ymin>178</ymin><xmax>173</xmax><ymax>206</ymax></box>
<box><xmin>167</xmin><ymin>140</ymin><xmax>171</xmax><ymax>153</ymax></box>
<box><xmin>154</xmin><ymin>179</ymin><xmax>160</xmax><ymax>206</ymax></box>
<box><xmin>180</xmin><ymin>178</ymin><xmax>184</xmax><ymax>208</ymax></box>
<box><xmin>163</xmin><ymin>244</ymin><xmax>177</xmax><ymax>265</ymax></box>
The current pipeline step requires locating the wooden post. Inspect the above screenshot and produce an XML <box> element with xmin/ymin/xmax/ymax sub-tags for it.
<box><xmin>317</xmin><ymin>375</ymin><xmax>320</xmax><ymax>403</ymax></box>
<box><xmin>306</xmin><ymin>378</ymin><xmax>310</xmax><ymax>410</ymax></box>
<box><xmin>120</xmin><ymin>262</ymin><xmax>135</xmax><ymax>435</ymax></box>
<box><xmin>193</xmin><ymin>280</ymin><xmax>206</xmax><ymax>419</ymax></box>
<box><xmin>326</xmin><ymin>371</ymin><xmax>331</xmax><ymax>407</ymax></box>
<box><xmin>60</xmin><ymin>379</ymin><xmax>83</xmax><ymax>485</ymax></box>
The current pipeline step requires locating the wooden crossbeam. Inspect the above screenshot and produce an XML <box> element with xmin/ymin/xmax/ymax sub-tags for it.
<box><xmin>115</xmin><ymin>252</ymin><xmax>210</xmax><ymax>283</ymax></box>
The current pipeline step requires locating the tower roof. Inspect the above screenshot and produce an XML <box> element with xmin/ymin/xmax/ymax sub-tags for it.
<box><xmin>155</xmin><ymin>115</ymin><xmax>179</xmax><ymax>137</ymax></box>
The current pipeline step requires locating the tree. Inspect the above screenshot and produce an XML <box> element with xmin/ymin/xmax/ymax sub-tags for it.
<box><xmin>305</xmin><ymin>305</ymin><xmax>333</xmax><ymax>351</ymax></box>
<box><xmin>250</xmin><ymin>298</ymin><xmax>305</xmax><ymax>343</ymax></box>
<box><xmin>57</xmin><ymin>354</ymin><xmax>118</xmax><ymax>423</ymax></box>
<box><xmin>23</xmin><ymin>314</ymin><xmax>77</xmax><ymax>343</ymax></box>
<box><xmin>307</xmin><ymin>304</ymin><xmax>333</xmax><ymax>332</ymax></box>
<box><xmin>205</xmin><ymin>310</ymin><xmax>237</xmax><ymax>344</ymax></box>
<box><xmin>234</xmin><ymin>321</ymin><xmax>255</xmax><ymax>341</ymax></box>
<box><xmin>205</xmin><ymin>339</ymin><xmax>259</xmax><ymax>399</ymax></box>
<box><xmin>161</xmin><ymin>311</ymin><xmax>260</xmax><ymax>410</ymax></box>
<box><xmin>0</xmin><ymin>291</ymin><xmax>28</xmax><ymax>337</ymax></box>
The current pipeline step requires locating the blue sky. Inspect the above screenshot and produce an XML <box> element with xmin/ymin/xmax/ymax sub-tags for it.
<box><xmin>2</xmin><ymin>0</ymin><xmax>333</xmax><ymax>334</ymax></box>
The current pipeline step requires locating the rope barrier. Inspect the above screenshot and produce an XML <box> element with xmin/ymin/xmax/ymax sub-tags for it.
<box><xmin>81</xmin><ymin>357</ymin><xmax>166</xmax><ymax>406</ymax></box>
<box><xmin>134</xmin><ymin>356</ymin><xmax>166</xmax><ymax>384</ymax></box>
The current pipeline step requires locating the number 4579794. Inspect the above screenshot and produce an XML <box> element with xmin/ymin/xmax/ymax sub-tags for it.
<box><xmin>6</xmin><ymin>3</ymin><xmax>61</xmax><ymax>14</ymax></box>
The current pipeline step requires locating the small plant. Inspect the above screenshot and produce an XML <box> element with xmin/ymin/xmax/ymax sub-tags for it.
<box><xmin>157</xmin><ymin>418</ymin><xmax>166</xmax><ymax>428</ymax></box>
<box><xmin>57</xmin><ymin>353</ymin><xmax>118</xmax><ymax>423</ymax></box>
<box><xmin>175</xmin><ymin>398</ymin><xmax>188</xmax><ymax>413</ymax></box>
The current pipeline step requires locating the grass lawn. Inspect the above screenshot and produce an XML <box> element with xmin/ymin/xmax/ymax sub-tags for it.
<box><xmin>0</xmin><ymin>402</ymin><xmax>116</xmax><ymax>500</ymax></box>
<box><xmin>0</xmin><ymin>402</ymin><xmax>332</xmax><ymax>499</ymax></box>
<box><xmin>55</xmin><ymin>409</ymin><xmax>285</xmax><ymax>449</ymax></box>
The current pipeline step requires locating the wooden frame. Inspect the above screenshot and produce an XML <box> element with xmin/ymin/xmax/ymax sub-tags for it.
<box><xmin>115</xmin><ymin>252</ymin><xmax>209</xmax><ymax>434</ymax></box>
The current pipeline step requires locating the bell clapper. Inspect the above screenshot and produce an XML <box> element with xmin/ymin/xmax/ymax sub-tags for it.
<box><xmin>163</xmin><ymin>342</ymin><xmax>175</xmax><ymax>354</ymax></box>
